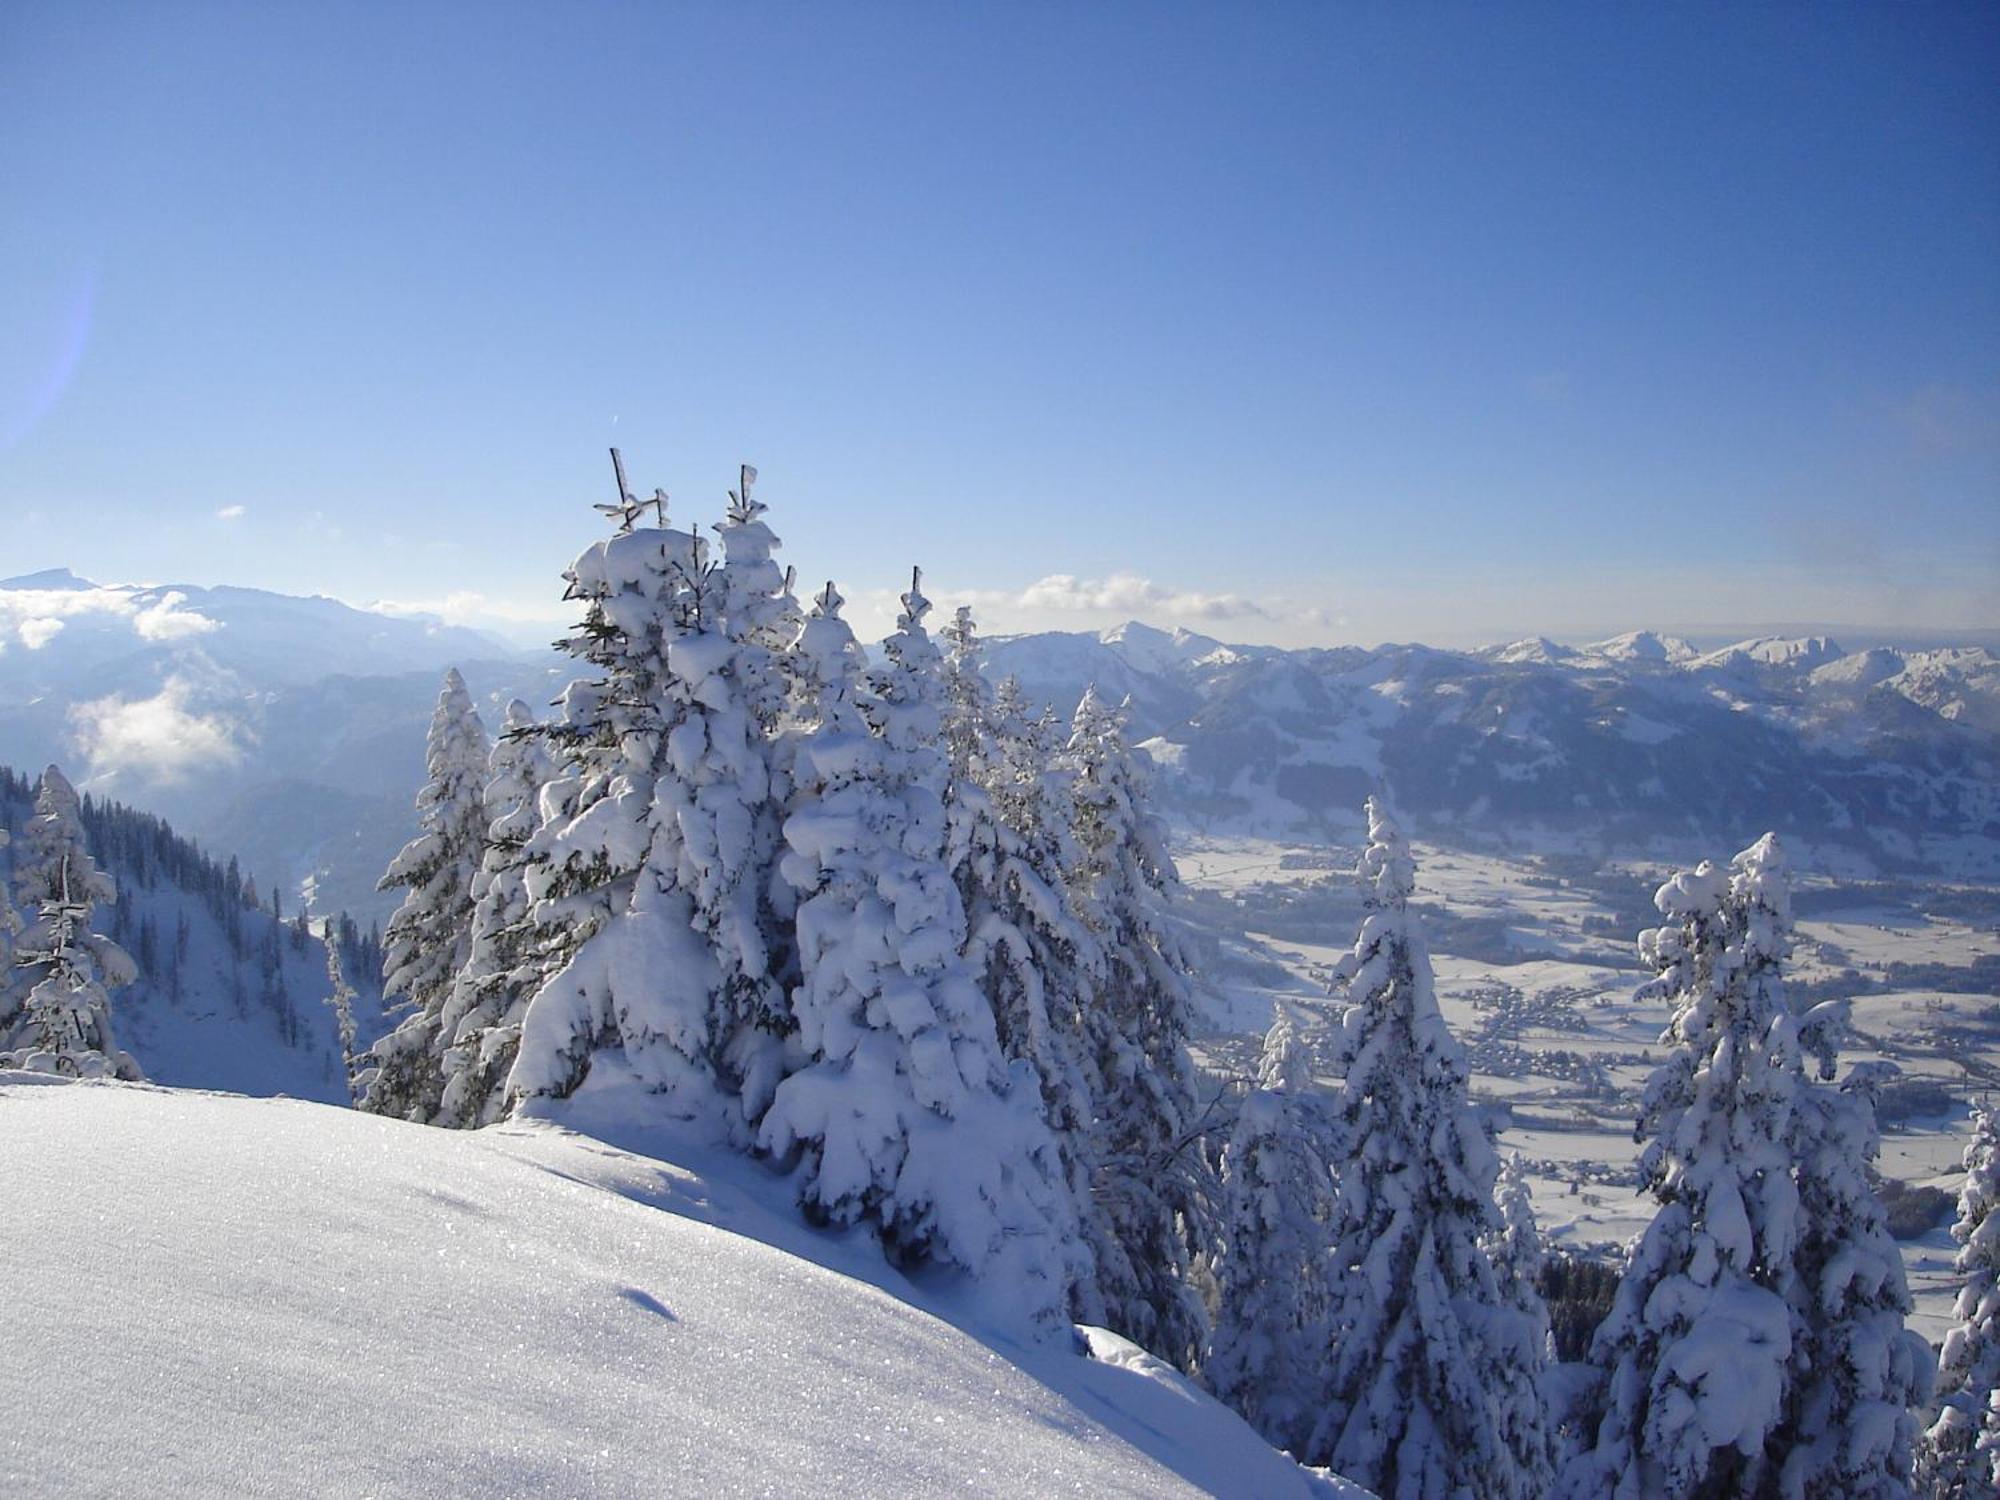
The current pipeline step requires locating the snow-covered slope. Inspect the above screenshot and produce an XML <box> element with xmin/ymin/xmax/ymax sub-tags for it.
<box><xmin>0</xmin><ymin>1078</ymin><xmax>1361</xmax><ymax>1499</ymax></box>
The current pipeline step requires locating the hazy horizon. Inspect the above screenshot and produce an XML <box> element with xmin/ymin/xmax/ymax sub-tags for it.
<box><xmin>4</xmin><ymin>556</ymin><xmax>1994</xmax><ymax>660</ymax></box>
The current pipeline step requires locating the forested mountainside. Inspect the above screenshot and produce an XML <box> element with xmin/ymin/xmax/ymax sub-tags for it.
<box><xmin>0</xmin><ymin>764</ymin><xmax>383</xmax><ymax>1101</ymax></box>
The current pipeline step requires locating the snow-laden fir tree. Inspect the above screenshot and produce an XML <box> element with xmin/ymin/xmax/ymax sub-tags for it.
<box><xmin>759</xmin><ymin>575</ymin><xmax>1081</xmax><ymax>1328</ymax></box>
<box><xmin>431</xmin><ymin>700</ymin><xmax>558</xmax><ymax>1128</ymax></box>
<box><xmin>508</xmin><ymin>503</ymin><xmax>730</xmax><ymax>1120</ymax></box>
<box><xmin>714</xmin><ymin>465</ymin><xmax>803</xmax><ymax>725</ymax></box>
<box><xmin>687</xmin><ymin>464</ymin><xmax>794</xmax><ymax>1124</ymax></box>
<box><xmin>1304</xmin><ymin>798</ymin><xmax>1552</xmax><ymax>1500</ymax></box>
<box><xmin>1064</xmin><ymin>684</ymin><xmax>1210</xmax><ymax>1370</ymax></box>
<box><xmin>1206</xmin><ymin>1004</ymin><xmax>1334</xmax><ymax>1455</ymax></box>
<box><xmin>1487</xmin><ymin>1151</ymin><xmax>1560</xmax><ymax>1481</ymax></box>
<box><xmin>1486</xmin><ymin>1155</ymin><xmax>1553</xmax><ymax>1362</ymax></box>
<box><xmin>1557</xmin><ymin>834</ymin><xmax>1810</xmax><ymax>1500</ymax></box>
<box><xmin>358</xmin><ymin>668</ymin><xmax>491</xmax><ymax>1121</ymax></box>
<box><xmin>512</xmin><ymin>471</ymin><xmax>795</xmax><ymax>1136</ymax></box>
<box><xmin>1780</xmin><ymin>1055</ymin><xmax>1930</xmax><ymax>1500</ymax></box>
<box><xmin>938</xmin><ymin>606</ymin><xmax>996</xmax><ymax>799</ymax></box>
<box><xmin>1919</xmin><ymin>1105</ymin><xmax>2000</xmax><ymax>1500</ymax></box>
<box><xmin>0</xmin><ymin>823</ymin><xmax>21</xmax><ymax>977</ymax></box>
<box><xmin>940</xmin><ymin>611</ymin><xmax>1107</xmax><ymax>1319</ymax></box>
<box><xmin>323</xmin><ymin>929</ymin><xmax>360</xmax><ymax>1104</ymax></box>
<box><xmin>0</xmin><ymin>765</ymin><xmax>141</xmax><ymax>1080</ymax></box>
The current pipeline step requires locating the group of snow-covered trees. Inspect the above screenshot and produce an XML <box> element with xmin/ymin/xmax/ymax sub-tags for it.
<box><xmin>1553</xmin><ymin>833</ymin><xmax>1935</xmax><ymax>1499</ymax></box>
<box><xmin>353</xmin><ymin>461</ymin><xmax>1990</xmax><ymax>1499</ymax></box>
<box><xmin>357</xmin><ymin>464</ymin><xmax>1202</xmax><ymax>1340</ymax></box>
<box><xmin>1203</xmin><ymin>812</ymin><xmax>1967</xmax><ymax>1499</ymax></box>
<box><xmin>1194</xmin><ymin>800</ymin><xmax>1556</xmax><ymax>1496</ymax></box>
<box><xmin>1921</xmin><ymin>1104</ymin><xmax>2000</xmax><ymax>1500</ymax></box>
<box><xmin>0</xmin><ymin>764</ymin><xmax>142</xmax><ymax>1080</ymax></box>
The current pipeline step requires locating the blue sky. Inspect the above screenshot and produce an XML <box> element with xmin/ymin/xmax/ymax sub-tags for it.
<box><xmin>3</xmin><ymin>2</ymin><xmax>1996</xmax><ymax>646</ymax></box>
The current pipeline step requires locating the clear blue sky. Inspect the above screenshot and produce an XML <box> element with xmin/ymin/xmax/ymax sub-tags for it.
<box><xmin>4</xmin><ymin>1</ymin><xmax>1996</xmax><ymax>646</ymax></box>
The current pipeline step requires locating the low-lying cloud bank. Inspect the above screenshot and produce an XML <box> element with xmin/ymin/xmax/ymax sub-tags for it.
<box><xmin>68</xmin><ymin>674</ymin><xmax>247</xmax><ymax>783</ymax></box>
<box><xmin>0</xmin><ymin>583</ymin><xmax>220</xmax><ymax>653</ymax></box>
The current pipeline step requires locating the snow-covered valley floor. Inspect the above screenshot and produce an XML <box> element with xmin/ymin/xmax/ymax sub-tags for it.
<box><xmin>0</xmin><ymin>1076</ymin><xmax>1361</xmax><ymax>1499</ymax></box>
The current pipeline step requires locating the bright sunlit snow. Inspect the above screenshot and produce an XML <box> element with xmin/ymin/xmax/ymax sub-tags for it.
<box><xmin>0</xmin><ymin>1076</ymin><xmax>1360</xmax><ymax>1499</ymax></box>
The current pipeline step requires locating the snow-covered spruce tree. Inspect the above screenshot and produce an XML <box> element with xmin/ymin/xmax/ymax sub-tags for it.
<box><xmin>1557</xmin><ymin>834</ymin><xmax>1811</xmax><ymax>1500</ymax></box>
<box><xmin>1304</xmin><ymin>798</ymin><xmax>1552</xmax><ymax>1499</ymax></box>
<box><xmin>759</xmin><ymin>575</ymin><xmax>1080</xmax><ymax>1328</ymax></box>
<box><xmin>1486</xmin><ymin>1154</ymin><xmax>1553</xmax><ymax>1362</ymax></box>
<box><xmin>1205</xmin><ymin>1004</ymin><xmax>1333</xmax><ymax>1455</ymax></box>
<box><xmin>358</xmin><ymin>668</ymin><xmax>491</xmax><ymax>1121</ymax></box>
<box><xmin>1781</xmin><ymin>1056</ymin><xmax>1931</xmax><ymax>1500</ymax></box>
<box><xmin>323</xmin><ymin>930</ymin><xmax>360</xmax><ymax>1104</ymax></box>
<box><xmin>0</xmin><ymin>765</ymin><xmax>141</xmax><ymax>1080</ymax></box>
<box><xmin>431</xmin><ymin>700</ymin><xmax>558</xmax><ymax>1129</ymax></box>
<box><xmin>511</xmin><ymin>468</ymin><xmax>794</xmax><ymax>1134</ymax></box>
<box><xmin>691</xmin><ymin>464</ymin><xmax>794</xmax><ymax>1124</ymax></box>
<box><xmin>1919</xmin><ymin>1106</ymin><xmax>2000</xmax><ymax>1500</ymax></box>
<box><xmin>1487</xmin><ymin>1151</ymin><xmax>1561</xmax><ymax>1480</ymax></box>
<box><xmin>1064</xmin><ymin>685</ymin><xmax>1209</xmax><ymax>1370</ymax></box>
<box><xmin>715</xmin><ymin>466</ymin><xmax>803</xmax><ymax>715</ymax></box>
<box><xmin>507</xmin><ymin>500</ymin><xmax>728</xmax><ymax>1120</ymax></box>
<box><xmin>0</xmin><ymin>824</ymin><xmax>21</xmax><ymax>979</ymax></box>
<box><xmin>940</xmin><ymin>610</ymin><xmax>1107</xmax><ymax>1319</ymax></box>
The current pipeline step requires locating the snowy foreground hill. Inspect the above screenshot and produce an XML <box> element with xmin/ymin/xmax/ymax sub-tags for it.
<box><xmin>0</xmin><ymin>1076</ymin><xmax>1363</xmax><ymax>1499</ymax></box>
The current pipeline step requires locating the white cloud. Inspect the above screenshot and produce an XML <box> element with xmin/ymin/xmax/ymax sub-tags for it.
<box><xmin>133</xmin><ymin>591</ymin><xmax>221</xmax><ymax>641</ymax></box>
<box><xmin>1011</xmin><ymin>572</ymin><xmax>1267</xmax><ymax>621</ymax></box>
<box><xmin>69</xmin><ymin>676</ymin><xmax>246</xmax><ymax>782</ymax></box>
<box><xmin>0</xmin><ymin>583</ymin><xmax>221</xmax><ymax>651</ymax></box>
<box><xmin>215</xmin><ymin>504</ymin><xmax>247</xmax><ymax>521</ymax></box>
<box><xmin>838</xmin><ymin>569</ymin><xmax>1335</xmax><ymax>647</ymax></box>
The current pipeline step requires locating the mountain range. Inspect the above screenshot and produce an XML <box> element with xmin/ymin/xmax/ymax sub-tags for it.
<box><xmin>983</xmin><ymin>620</ymin><xmax>2000</xmax><ymax>878</ymax></box>
<box><xmin>0</xmin><ymin>569</ymin><xmax>562</xmax><ymax>918</ymax></box>
<box><xmin>4</xmin><ymin>569</ymin><xmax>1996</xmax><ymax>923</ymax></box>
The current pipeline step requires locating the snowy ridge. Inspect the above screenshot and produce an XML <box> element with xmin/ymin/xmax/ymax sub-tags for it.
<box><xmin>0</xmin><ymin>1077</ymin><xmax>1363</xmax><ymax>1499</ymax></box>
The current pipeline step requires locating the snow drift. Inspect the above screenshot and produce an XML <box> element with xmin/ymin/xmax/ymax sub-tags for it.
<box><xmin>0</xmin><ymin>1076</ymin><xmax>1361</xmax><ymax>1498</ymax></box>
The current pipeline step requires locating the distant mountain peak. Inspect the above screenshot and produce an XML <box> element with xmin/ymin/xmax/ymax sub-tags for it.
<box><xmin>1584</xmin><ymin>630</ymin><xmax>1698</xmax><ymax>664</ymax></box>
<box><xmin>1696</xmin><ymin>634</ymin><xmax>1846</xmax><ymax>670</ymax></box>
<box><xmin>1488</xmin><ymin>636</ymin><xmax>1575</xmax><ymax>665</ymax></box>
<box><xmin>1099</xmin><ymin>620</ymin><xmax>1173</xmax><ymax>646</ymax></box>
<box><xmin>1</xmin><ymin>567</ymin><xmax>100</xmax><ymax>591</ymax></box>
<box><xmin>1096</xmin><ymin>619</ymin><xmax>1237</xmax><ymax>675</ymax></box>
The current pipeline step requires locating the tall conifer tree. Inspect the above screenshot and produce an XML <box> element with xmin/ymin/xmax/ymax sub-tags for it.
<box><xmin>0</xmin><ymin>766</ymin><xmax>142</xmax><ymax>1080</ymax></box>
<box><xmin>1305</xmin><ymin>799</ymin><xmax>1551</xmax><ymax>1499</ymax></box>
<box><xmin>359</xmin><ymin>668</ymin><xmax>491</xmax><ymax>1120</ymax></box>
<box><xmin>1919</xmin><ymin>1106</ymin><xmax>2000</xmax><ymax>1500</ymax></box>
<box><xmin>1065</xmin><ymin>685</ymin><xmax>1207</xmax><ymax>1369</ymax></box>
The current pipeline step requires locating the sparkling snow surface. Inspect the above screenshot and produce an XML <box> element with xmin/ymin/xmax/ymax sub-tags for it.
<box><xmin>0</xmin><ymin>1077</ymin><xmax>1362</xmax><ymax>1499</ymax></box>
